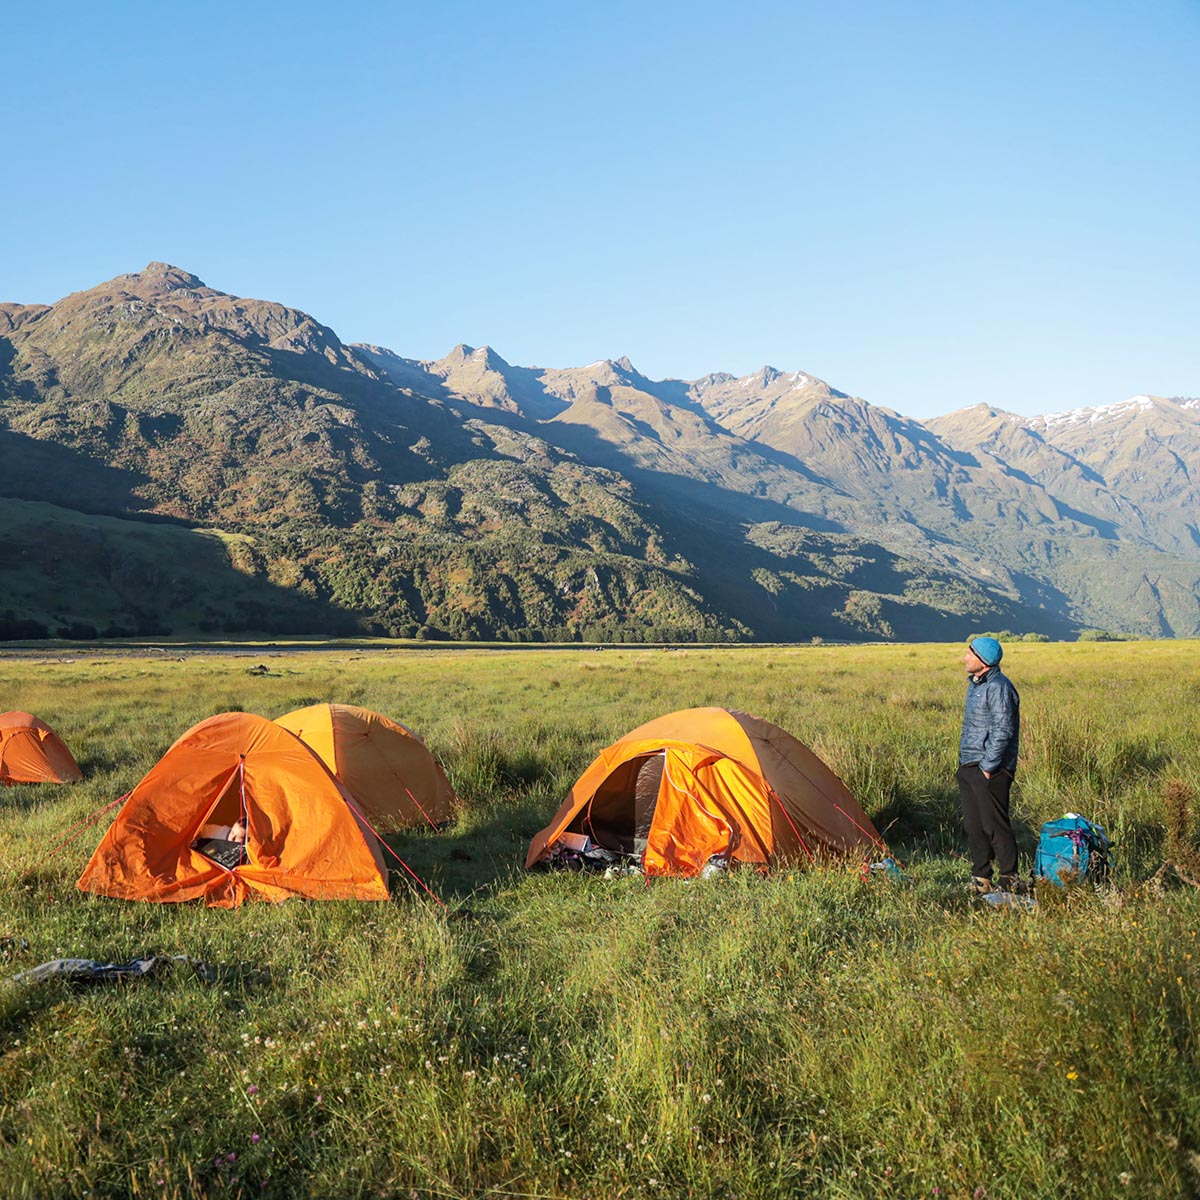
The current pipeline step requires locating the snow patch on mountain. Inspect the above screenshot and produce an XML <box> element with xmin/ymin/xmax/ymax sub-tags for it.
<box><xmin>1036</xmin><ymin>395</ymin><xmax>1156</xmax><ymax>430</ymax></box>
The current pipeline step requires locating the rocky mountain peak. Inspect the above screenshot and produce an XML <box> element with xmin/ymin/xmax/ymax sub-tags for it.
<box><xmin>473</xmin><ymin>345</ymin><xmax>511</xmax><ymax>370</ymax></box>
<box><xmin>134</xmin><ymin>262</ymin><xmax>206</xmax><ymax>291</ymax></box>
<box><xmin>693</xmin><ymin>372</ymin><xmax>736</xmax><ymax>389</ymax></box>
<box><xmin>432</xmin><ymin>344</ymin><xmax>514</xmax><ymax>376</ymax></box>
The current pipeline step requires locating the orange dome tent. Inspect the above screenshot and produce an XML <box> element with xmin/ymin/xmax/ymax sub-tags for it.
<box><xmin>0</xmin><ymin>711</ymin><xmax>83</xmax><ymax>785</ymax></box>
<box><xmin>77</xmin><ymin>712</ymin><xmax>388</xmax><ymax>907</ymax></box>
<box><xmin>526</xmin><ymin>707</ymin><xmax>883</xmax><ymax>876</ymax></box>
<box><xmin>274</xmin><ymin>703</ymin><xmax>456</xmax><ymax>831</ymax></box>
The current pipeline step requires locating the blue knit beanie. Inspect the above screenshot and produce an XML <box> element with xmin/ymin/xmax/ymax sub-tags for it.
<box><xmin>970</xmin><ymin>636</ymin><xmax>1003</xmax><ymax>666</ymax></box>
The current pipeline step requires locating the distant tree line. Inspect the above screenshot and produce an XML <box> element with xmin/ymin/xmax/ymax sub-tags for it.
<box><xmin>0</xmin><ymin>611</ymin><xmax>175</xmax><ymax>641</ymax></box>
<box><xmin>972</xmin><ymin>628</ymin><xmax>1141</xmax><ymax>644</ymax></box>
<box><xmin>971</xmin><ymin>629</ymin><xmax>1052</xmax><ymax>644</ymax></box>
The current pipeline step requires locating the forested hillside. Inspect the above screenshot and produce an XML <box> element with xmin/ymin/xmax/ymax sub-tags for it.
<box><xmin>1</xmin><ymin>264</ymin><xmax>1194</xmax><ymax>640</ymax></box>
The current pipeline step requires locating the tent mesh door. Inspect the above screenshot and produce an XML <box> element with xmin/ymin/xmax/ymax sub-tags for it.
<box><xmin>633</xmin><ymin>753</ymin><xmax>665</xmax><ymax>855</ymax></box>
<box><xmin>571</xmin><ymin>752</ymin><xmax>665</xmax><ymax>855</ymax></box>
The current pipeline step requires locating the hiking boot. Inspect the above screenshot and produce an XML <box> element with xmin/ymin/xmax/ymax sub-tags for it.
<box><xmin>998</xmin><ymin>874</ymin><xmax>1033</xmax><ymax>896</ymax></box>
<box><xmin>970</xmin><ymin>875</ymin><xmax>994</xmax><ymax>895</ymax></box>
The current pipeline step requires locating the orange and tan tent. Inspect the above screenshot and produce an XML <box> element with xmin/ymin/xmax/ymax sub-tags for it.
<box><xmin>526</xmin><ymin>707</ymin><xmax>883</xmax><ymax>876</ymax></box>
<box><xmin>77</xmin><ymin>712</ymin><xmax>388</xmax><ymax>907</ymax></box>
<box><xmin>0</xmin><ymin>711</ymin><xmax>83</xmax><ymax>786</ymax></box>
<box><xmin>274</xmin><ymin>703</ymin><xmax>456</xmax><ymax>832</ymax></box>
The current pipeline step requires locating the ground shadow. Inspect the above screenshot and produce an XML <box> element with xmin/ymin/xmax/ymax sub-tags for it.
<box><xmin>0</xmin><ymin>429</ymin><xmax>150</xmax><ymax>514</ymax></box>
<box><xmin>873</xmin><ymin>782</ymin><xmax>1041</xmax><ymax>871</ymax></box>
<box><xmin>0</xmin><ymin>493</ymin><xmax>365</xmax><ymax>640</ymax></box>
<box><xmin>382</xmin><ymin>802</ymin><xmax>547</xmax><ymax>903</ymax></box>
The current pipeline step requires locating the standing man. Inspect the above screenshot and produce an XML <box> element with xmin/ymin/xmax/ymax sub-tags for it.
<box><xmin>957</xmin><ymin>636</ymin><xmax>1022</xmax><ymax>893</ymax></box>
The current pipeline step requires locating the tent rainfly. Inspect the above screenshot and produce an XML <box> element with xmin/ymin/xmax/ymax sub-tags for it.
<box><xmin>274</xmin><ymin>703</ymin><xmax>456</xmax><ymax>831</ymax></box>
<box><xmin>0</xmin><ymin>711</ymin><xmax>83</xmax><ymax>786</ymax></box>
<box><xmin>527</xmin><ymin>706</ymin><xmax>883</xmax><ymax>876</ymax></box>
<box><xmin>77</xmin><ymin>711</ymin><xmax>388</xmax><ymax>907</ymax></box>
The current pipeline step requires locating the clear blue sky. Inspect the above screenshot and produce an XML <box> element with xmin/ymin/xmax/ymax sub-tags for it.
<box><xmin>3</xmin><ymin>0</ymin><xmax>1197</xmax><ymax>418</ymax></box>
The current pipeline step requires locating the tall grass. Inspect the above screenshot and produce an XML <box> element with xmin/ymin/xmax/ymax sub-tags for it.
<box><xmin>0</xmin><ymin>641</ymin><xmax>1198</xmax><ymax>1197</ymax></box>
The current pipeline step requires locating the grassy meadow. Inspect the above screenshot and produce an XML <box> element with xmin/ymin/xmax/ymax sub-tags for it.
<box><xmin>1</xmin><ymin>640</ymin><xmax>1199</xmax><ymax>1199</ymax></box>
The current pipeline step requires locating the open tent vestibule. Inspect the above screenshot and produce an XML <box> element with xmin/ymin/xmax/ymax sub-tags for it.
<box><xmin>527</xmin><ymin>707</ymin><xmax>883</xmax><ymax>876</ymax></box>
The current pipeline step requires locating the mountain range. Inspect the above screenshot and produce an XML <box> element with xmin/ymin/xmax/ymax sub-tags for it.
<box><xmin>1</xmin><ymin>262</ymin><xmax>1197</xmax><ymax>641</ymax></box>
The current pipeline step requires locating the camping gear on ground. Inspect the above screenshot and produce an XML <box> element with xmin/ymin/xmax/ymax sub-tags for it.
<box><xmin>76</xmin><ymin>711</ymin><xmax>390</xmax><ymax>907</ymax></box>
<box><xmin>526</xmin><ymin>706</ymin><xmax>883</xmax><ymax>877</ymax></box>
<box><xmin>0</xmin><ymin>711</ymin><xmax>83</xmax><ymax>785</ymax></box>
<box><xmin>534</xmin><ymin>832</ymin><xmax>629</xmax><ymax>873</ymax></box>
<box><xmin>1033</xmin><ymin>813</ymin><xmax>1111</xmax><ymax>886</ymax></box>
<box><xmin>274</xmin><ymin>703</ymin><xmax>457</xmax><ymax>831</ymax></box>
<box><xmin>982</xmin><ymin>891</ymin><xmax>1037</xmax><ymax>911</ymax></box>
<box><xmin>604</xmin><ymin>861</ymin><xmax>644</xmax><ymax>879</ymax></box>
<box><xmin>12</xmin><ymin>954</ymin><xmax>214</xmax><ymax>985</ymax></box>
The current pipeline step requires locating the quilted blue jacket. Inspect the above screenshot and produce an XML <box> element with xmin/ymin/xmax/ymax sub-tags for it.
<box><xmin>959</xmin><ymin>666</ymin><xmax>1020</xmax><ymax>774</ymax></box>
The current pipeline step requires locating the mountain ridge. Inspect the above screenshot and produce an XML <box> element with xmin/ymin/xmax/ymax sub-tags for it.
<box><xmin>1</xmin><ymin>263</ymin><xmax>1196</xmax><ymax>640</ymax></box>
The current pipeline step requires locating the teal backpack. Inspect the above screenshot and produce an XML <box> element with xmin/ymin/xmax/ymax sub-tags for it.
<box><xmin>1033</xmin><ymin>814</ymin><xmax>1111</xmax><ymax>886</ymax></box>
